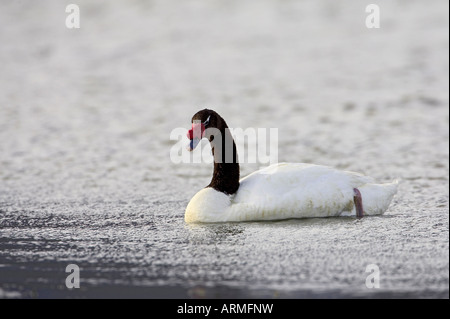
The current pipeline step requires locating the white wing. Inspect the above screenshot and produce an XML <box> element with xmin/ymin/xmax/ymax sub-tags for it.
<box><xmin>224</xmin><ymin>163</ymin><xmax>397</xmax><ymax>221</ymax></box>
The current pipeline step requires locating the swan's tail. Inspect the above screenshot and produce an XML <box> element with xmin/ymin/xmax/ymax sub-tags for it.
<box><xmin>358</xmin><ymin>179</ymin><xmax>399</xmax><ymax>216</ymax></box>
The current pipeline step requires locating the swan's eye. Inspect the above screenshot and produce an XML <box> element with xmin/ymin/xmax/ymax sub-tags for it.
<box><xmin>203</xmin><ymin>115</ymin><xmax>211</xmax><ymax>126</ymax></box>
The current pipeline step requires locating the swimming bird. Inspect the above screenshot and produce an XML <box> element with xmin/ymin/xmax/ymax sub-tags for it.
<box><xmin>185</xmin><ymin>109</ymin><xmax>398</xmax><ymax>223</ymax></box>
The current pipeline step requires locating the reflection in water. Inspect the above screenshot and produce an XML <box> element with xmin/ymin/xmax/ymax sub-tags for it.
<box><xmin>185</xmin><ymin>223</ymin><xmax>245</xmax><ymax>245</ymax></box>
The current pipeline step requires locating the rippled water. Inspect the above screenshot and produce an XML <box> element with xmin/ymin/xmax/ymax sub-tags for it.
<box><xmin>0</xmin><ymin>0</ymin><xmax>449</xmax><ymax>298</ymax></box>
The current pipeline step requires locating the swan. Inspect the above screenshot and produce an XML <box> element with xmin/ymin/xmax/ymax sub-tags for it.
<box><xmin>185</xmin><ymin>109</ymin><xmax>398</xmax><ymax>223</ymax></box>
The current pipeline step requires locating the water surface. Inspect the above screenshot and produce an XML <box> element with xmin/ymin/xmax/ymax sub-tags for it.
<box><xmin>0</xmin><ymin>0</ymin><xmax>448</xmax><ymax>298</ymax></box>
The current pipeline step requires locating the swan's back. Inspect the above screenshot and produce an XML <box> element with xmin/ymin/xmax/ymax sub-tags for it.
<box><xmin>224</xmin><ymin>163</ymin><xmax>398</xmax><ymax>221</ymax></box>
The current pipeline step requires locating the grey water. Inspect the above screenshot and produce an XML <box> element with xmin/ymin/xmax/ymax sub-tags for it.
<box><xmin>0</xmin><ymin>0</ymin><xmax>448</xmax><ymax>298</ymax></box>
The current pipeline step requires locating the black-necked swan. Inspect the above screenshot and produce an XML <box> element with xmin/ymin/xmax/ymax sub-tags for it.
<box><xmin>185</xmin><ymin>109</ymin><xmax>398</xmax><ymax>223</ymax></box>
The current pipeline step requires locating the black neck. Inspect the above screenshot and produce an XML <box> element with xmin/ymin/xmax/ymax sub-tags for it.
<box><xmin>207</xmin><ymin>122</ymin><xmax>240</xmax><ymax>195</ymax></box>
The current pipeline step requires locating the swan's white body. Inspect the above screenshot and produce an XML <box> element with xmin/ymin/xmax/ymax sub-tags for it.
<box><xmin>185</xmin><ymin>163</ymin><xmax>398</xmax><ymax>223</ymax></box>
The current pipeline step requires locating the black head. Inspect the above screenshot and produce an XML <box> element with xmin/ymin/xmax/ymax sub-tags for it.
<box><xmin>191</xmin><ymin>109</ymin><xmax>223</xmax><ymax>130</ymax></box>
<box><xmin>188</xmin><ymin>109</ymin><xmax>229</xmax><ymax>151</ymax></box>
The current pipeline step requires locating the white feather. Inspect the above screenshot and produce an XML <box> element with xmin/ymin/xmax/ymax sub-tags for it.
<box><xmin>185</xmin><ymin>162</ymin><xmax>398</xmax><ymax>223</ymax></box>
